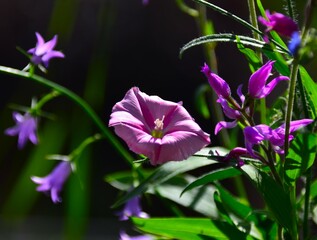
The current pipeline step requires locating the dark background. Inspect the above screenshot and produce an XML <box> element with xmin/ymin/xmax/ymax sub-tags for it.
<box><xmin>0</xmin><ymin>0</ymin><xmax>313</xmax><ymax>239</ymax></box>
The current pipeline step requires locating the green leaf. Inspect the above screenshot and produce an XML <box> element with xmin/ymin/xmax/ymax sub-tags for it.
<box><xmin>180</xmin><ymin>33</ymin><xmax>286</xmax><ymax>57</ymax></box>
<box><xmin>214</xmin><ymin>191</ymin><xmax>235</xmax><ymax>226</ymax></box>
<box><xmin>241</xmin><ymin>165</ymin><xmax>293</xmax><ymax>232</ymax></box>
<box><xmin>132</xmin><ymin>217</ymin><xmax>254</xmax><ymax>240</ymax></box>
<box><xmin>285</xmin><ymin>133</ymin><xmax>317</xmax><ymax>184</ymax></box>
<box><xmin>236</xmin><ymin>37</ymin><xmax>262</xmax><ymax>72</ymax></box>
<box><xmin>181</xmin><ymin>167</ymin><xmax>242</xmax><ymax>196</ymax></box>
<box><xmin>300</xmin><ymin>66</ymin><xmax>317</xmax><ymax>118</ymax></box>
<box><xmin>112</xmin><ymin>148</ymin><xmax>222</xmax><ymax>208</ymax></box>
<box><xmin>262</xmin><ymin>49</ymin><xmax>290</xmax><ymax>76</ymax></box>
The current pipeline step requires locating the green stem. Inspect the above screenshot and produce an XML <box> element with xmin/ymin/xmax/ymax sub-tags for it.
<box><xmin>32</xmin><ymin>90</ymin><xmax>60</xmax><ymax>113</ymax></box>
<box><xmin>289</xmin><ymin>185</ymin><xmax>298</xmax><ymax>239</ymax></box>
<box><xmin>303</xmin><ymin>167</ymin><xmax>312</xmax><ymax>239</ymax></box>
<box><xmin>70</xmin><ymin>133</ymin><xmax>103</xmax><ymax>160</ymax></box>
<box><xmin>286</xmin><ymin>0</ymin><xmax>296</xmax><ymax>20</ymax></box>
<box><xmin>0</xmin><ymin>66</ymin><xmax>135</xmax><ymax>167</ymax></box>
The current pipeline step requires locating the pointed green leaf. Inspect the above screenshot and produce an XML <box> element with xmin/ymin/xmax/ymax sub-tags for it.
<box><xmin>132</xmin><ymin>217</ymin><xmax>254</xmax><ymax>240</ymax></box>
<box><xmin>236</xmin><ymin>38</ymin><xmax>262</xmax><ymax>72</ymax></box>
<box><xmin>181</xmin><ymin>167</ymin><xmax>242</xmax><ymax>196</ymax></box>
<box><xmin>300</xmin><ymin>66</ymin><xmax>317</xmax><ymax>118</ymax></box>
<box><xmin>241</xmin><ymin>165</ymin><xmax>293</xmax><ymax>232</ymax></box>
<box><xmin>285</xmin><ymin>133</ymin><xmax>317</xmax><ymax>184</ymax></box>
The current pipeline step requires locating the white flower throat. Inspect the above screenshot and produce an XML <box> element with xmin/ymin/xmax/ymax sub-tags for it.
<box><xmin>152</xmin><ymin>115</ymin><xmax>165</xmax><ymax>138</ymax></box>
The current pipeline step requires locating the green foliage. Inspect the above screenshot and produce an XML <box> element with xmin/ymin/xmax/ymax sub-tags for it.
<box><xmin>285</xmin><ymin>133</ymin><xmax>317</xmax><ymax>184</ymax></box>
<box><xmin>132</xmin><ymin>217</ymin><xmax>255</xmax><ymax>240</ymax></box>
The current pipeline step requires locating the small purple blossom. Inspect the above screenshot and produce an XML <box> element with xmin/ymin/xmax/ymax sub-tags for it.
<box><xmin>120</xmin><ymin>231</ymin><xmax>153</xmax><ymax>240</ymax></box>
<box><xmin>244</xmin><ymin>119</ymin><xmax>313</xmax><ymax>156</ymax></box>
<box><xmin>109</xmin><ymin>87</ymin><xmax>210</xmax><ymax>165</ymax></box>
<box><xmin>5</xmin><ymin>112</ymin><xmax>38</xmax><ymax>149</ymax></box>
<box><xmin>258</xmin><ymin>10</ymin><xmax>299</xmax><ymax>38</ymax></box>
<box><xmin>201</xmin><ymin>63</ymin><xmax>231</xmax><ymax>99</ymax></box>
<box><xmin>248</xmin><ymin>61</ymin><xmax>289</xmax><ymax>99</ymax></box>
<box><xmin>28</xmin><ymin>32</ymin><xmax>65</xmax><ymax>68</ymax></box>
<box><xmin>31</xmin><ymin>161</ymin><xmax>72</xmax><ymax>203</ymax></box>
<box><xmin>214</xmin><ymin>85</ymin><xmax>245</xmax><ymax>135</ymax></box>
<box><xmin>224</xmin><ymin>147</ymin><xmax>248</xmax><ymax>167</ymax></box>
<box><xmin>142</xmin><ymin>0</ymin><xmax>149</xmax><ymax>5</ymax></box>
<box><xmin>118</xmin><ymin>196</ymin><xmax>149</xmax><ymax>221</ymax></box>
<box><xmin>288</xmin><ymin>31</ymin><xmax>301</xmax><ymax>56</ymax></box>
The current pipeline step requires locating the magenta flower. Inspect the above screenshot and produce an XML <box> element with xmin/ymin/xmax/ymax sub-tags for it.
<box><xmin>118</xmin><ymin>196</ymin><xmax>149</xmax><ymax>221</ymax></box>
<box><xmin>120</xmin><ymin>231</ymin><xmax>153</xmax><ymax>240</ymax></box>
<box><xmin>201</xmin><ymin>63</ymin><xmax>231</xmax><ymax>99</ymax></box>
<box><xmin>31</xmin><ymin>161</ymin><xmax>72</xmax><ymax>203</ymax></box>
<box><xmin>109</xmin><ymin>87</ymin><xmax>210</xmax><ymax>165</ymax></box>
<box><xmin>258</xmin><ymin>10</ymin><xmax>299</xmax><ymax>38</ymax></box>
<box><xmin>28</xmin><ymin>32</ymin><xmax>65</xmax><ymax>68</ymax></box>
<box><xmin>5</xmin><ymin>112</ymin><xmax>38</xmax><ymax>149</ymax></box>
<box><xmin>244</xmin><ymin>119</ymin><xmax>313</xmax><ymax>155</ymax></box>
<box><xmin>224</xmin><ymin>147</ymin><xmax>248</xmax><ymax>167</ymax></box>
<box><xmin>214</xmin><ymin>85</ymin><xmax>245</xmax><ymax>135</ymax></box>
<box><xmin>248</xmin><ymin>61</ymin><xmax>289</xmax><ymax>99</ymax></box>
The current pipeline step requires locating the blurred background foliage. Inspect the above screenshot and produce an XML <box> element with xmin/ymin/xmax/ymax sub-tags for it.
<box><xmin>0</xmin><ymin>0</ymin><xmax>315</xmax><ymax>239</ymax></box>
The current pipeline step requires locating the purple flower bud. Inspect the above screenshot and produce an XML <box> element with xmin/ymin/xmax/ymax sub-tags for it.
<box><xmin>288</xmin><ymin>31</ymin><xmax>301</xmax><ymax>56</ymax></box>
<box><xmin>201</xmin><ymin>63</ymin><xmax>231</xmax><ymax>99</ymax></box>
<box><xmin>31</xmin><ymin>161</ymin><xmax>72</xmax><ymax>203</ymax></box>
<box><xmin>5</xmin><ymin>112</ymin><xmax>38</xmax><ymax>149</ymax></box>
<box><xmin>118</xmin><ymin>196</ymin><xmax>149</xmax><ymax>221</ymax></box>
<box><xmin>109</xmin><ymin>87</ymin><xmax>210</xmax><ymax>165</ymax></box>
<box><xmin>248</xmin><ymin>61</ymin><xmax>289</xmax><ymax>99</ymax></box>
<box><xmin>258</xmin><ymin>10</ymin><xmax>299</xmax><ymax>38</ymax></box>
<box><xmin>28</xmin><ymin>32</ymin><xmax>64</xmax><ymax>68</ymax></box>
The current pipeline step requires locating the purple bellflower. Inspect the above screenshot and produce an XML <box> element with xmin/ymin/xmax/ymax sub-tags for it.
<box><xmin>214</xmin><ymin>85</ymin><xmax>245</xmax><ymax>135</ymax></box>
<box><xmin>5</xmin><ymin>112</ymin><xmax>38</xmax><ymax>149</ymax></box>
<box><xmin>28</xmin><ymin>32</ymin><xmax>65</xmax><ymax>68</ymax></box>
<box><xmin>31</xmin><ymin>161</ymin><xmax>72</xmax><ymax>203</ymax></box>
<box><xmin>118</xmin><ymin>196</ymin><xmax>149</xmax><ymax>221</ymax></box>
<box><xmin>224</xmin><ymin>147</ymin><xmax>249</xmax><ymax>167</ymax></box>
<box><xmin>244</xmin><ymin>119</ymin><xmax>313</xmax><ymax>156</ymax></box>
<box><xmin>109</xmin><ymin>87</ymin><xmax>210</xmax><ymax>165</ymax></box>
<box><xmin>201</xmin><ymin>63</ymin><xmax>231</xmax><ymax>99</ymax></box>
<box><xmin>120</xmin><ymin>231</ymin><xmax>153</xmax><ymax>240</ymax></box>
<box><xmin>258</xmin><ymin>10</ymin><xmax>299</xmax><ymax>38</ymax></box>
<box><xmin>248</xmin><ymin>61</ymin><xmax>289</xmax><ymax>99</ymax></box>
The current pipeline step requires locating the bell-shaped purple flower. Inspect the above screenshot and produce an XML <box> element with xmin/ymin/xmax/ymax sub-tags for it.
<box><xmin>248</xmin><ymin>61</ymin><xmax>289</xmax><ymax>99</ymax></box>
<box><xmin>201</xmin><ymin>63</ymin><xmax>231</xmax><ymax>99</ymax></box>
<box><xmin>258</xmin><ymin>10</ymin><xmax>299</xmax><ymax>38</ymax></box>
<box><xmin>109</xmin><ymin>87</ymin><xmax>210</xmax><ymax>165</ymax></box>
<box><xmin>31</xmin><ymin>161</ymin><xmax>72</xmax><ymax>203</ymax></box>
<box><xmin>5</xmin><ymin>112</ymin><xmax>38</xmax><ymax>149</ymax></box>
<box><xmin>118</xmin><ymin>196</ymin><xmax>149</xmax><ymax>221</ymax></box>
<box><xmin>28</xmin><ymin>32</ymin><xmax>65</xmax><ymax>68</ymax></box>
<box><xmin>244</xmin><ymin>119</ymin><xmax>313</xmax><ymax>155</ymax></box>
<box><xmin>120</xmin><ymin>231</ymin><xmax>153</xmax><ymax>240</ymax></box>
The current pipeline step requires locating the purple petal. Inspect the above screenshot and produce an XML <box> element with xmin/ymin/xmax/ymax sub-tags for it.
<box><xmin>35</xmin><ymin>35</ymin><xmax>58</xmax><ymax>56</ymax></box>
<box><xmin>35</xmin><ymin>32</ymin><xmax>45</xmax><ymax>46</ymax></box>
<box><xmin>201</xmin><ymin>63</ymin><xmax>231</xmax><ymax>99</ymax></box>
<box><xmin>248</xmin><ymin>61</ymin><xmax>274</xmax><ymax>98</ymax></box>
<box><xmin>215</xmin><ymin>120</ymin><xmax>237</xmax><ymax>135</ymax></box>
<box><xmin>217</xmin><ymin>98</ymin><xmax>240</xmax><ymax>119</ymax></box>
<box><xmin>256</xmin><ymin>76</ymin><xmax>289</xmax><ymax>98</ymax></box>
<box><xmin>42</xmin><ymin>51</ymin><xmax>65</xmax><ymax>67</ymax></box>
<box><xmin>237</xmin><ymin>84</ymin><xmax>245</xmax><ymax>104</ymax></box>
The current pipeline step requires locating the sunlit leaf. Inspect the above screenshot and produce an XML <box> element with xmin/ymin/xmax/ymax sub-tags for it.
<box><xmin>132</xmin><ymin>217</ymin><xmax>255</xmax><ymax>240</ymax></box>
<box><xmin>285</xmin><ymin>133</ymin><xmax>317</xmax><ymax>184</ymax></box>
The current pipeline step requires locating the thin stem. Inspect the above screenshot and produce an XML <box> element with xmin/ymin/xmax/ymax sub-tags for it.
<box><xmin>285</xmin><ymin>0</ymin><xmax>296</xmax><ymax>20</ymax></box>
<box><xmin>303</xmin><ymin>167</ymin><xmax>312</xmax><ymax>239</ymax></box>
<box><xmin>0</xmin><ymin>66</ymin><xmax>135</xmax><ymax>167</ymax></box>
<box><xmin>70</xmin><ymin>133</ymin><xmax>103</xmax><ymax>160</ymax></box>
<box><xmin>32</xmin><ymin>90</ymin><xmax>60</xmax><ymax>113</ymax></box>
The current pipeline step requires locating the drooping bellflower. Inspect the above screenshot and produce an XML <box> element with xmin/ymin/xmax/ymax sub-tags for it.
<box><xmin>244</xmin><ymin>119</ymin><xmax>313</xmax><ymax>155</ymax></box>
<box><xmin>248</xmin><ymin>61</ymin><xmax>289</xmax><ymax>99</ymax></box>
<box><xmin>258</xmin><ymin>10</ymin><xmax>299</xmax><ymax>38</ymax></box>
<box><xmin>118</xmin><ymin>196</ymin><xmax>149</xmax><ymax>221</ymax></box>
<box><xmin>28</xmin><ymin>32</ymin><xmax>65</xmax><ymax>68</ymax></box>
<box><xmin>120</xmin><ymin>231</ymin><xmax>153</xmax><ymax>240</ymax></box>
<box><xmin>31</xmin><ymin>161</ymin><xmax>72</xmax><ymax>203</ymax></box>
<box><xmin>5</xmin><ymin>112</ymin><xmax>38</xmax><ymax>149</ymax></box>
<box><xmin>109</xmin><ymin>87</ymin><xmax>210</xmax><ymax>165</ymax></box>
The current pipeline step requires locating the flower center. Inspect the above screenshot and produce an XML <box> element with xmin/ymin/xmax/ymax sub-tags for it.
<box><xmin>151</xmin><ymin>116</ymin><xmax>165</xmax><ymax>138</ymax></box>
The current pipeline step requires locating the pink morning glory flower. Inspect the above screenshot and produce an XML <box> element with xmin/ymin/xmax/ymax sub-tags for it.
<box><xmin>258</xmin><ymin>10</ymin><xmax>299</xmax><ymax>38</ymax></box>
<box><xmin>31</xmin><ymin>161</ymin><xmax>72</xmax><ymax>203</ymax></box>
<box><xmin>28</xmin><ymin>32</ymin><xmax>65</xmax><ymax>68</ymax></box>
<box><xmin>118</xmin><ymin>196</ymin><xmax>149</xmax><ymax>221</ymax></box>
<box><xmin>244</xmin><ymin>119</ymin><xmax>313</xmax><ymax>156</ymax></box>
<box><xmin>5</xmin><ymin>112</ymin><xmax>38</xmax><ymax>149</ymax></box>
<box><xmin>201</xmin><ymin>63</ymin><xmax>231</xmax><ymax>99</ymax></box>
<box><xmin>109</xmin><ymin>87</ymin><xmax>210</xmax><ymax>165</ymax></box>
<box><xmin>248</xmin><ymin>61</ymin><xmax>289</xmax><ymax>99</ymax></box>
<box><xmin>120</xmin><ymin>231</ymin><xmax>153</xmax><ymax>240</ymax></box>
